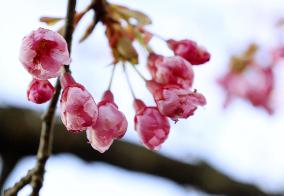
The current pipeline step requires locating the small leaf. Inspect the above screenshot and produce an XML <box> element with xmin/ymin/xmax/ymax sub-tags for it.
<box><xmin>230</xmin><ymin>44</ymin><xmax>258</xmax><ymax>73</ymax></box>
<box><xmin>230</xmin><ymin>56</ymin><xmax>246</xmax><ymax>73</ymax></box>
<box><xmin>244</xmin><ymin>44</ymin><xmax>258</xmax><ymax>60</ymax></box>
<box><xmin>40</xmin><ymin>17</ymin><xmax>63</xmax><ymax>25</ymax></box>
<box><xmin>117</xmin><ymin>36</ymin><xmax>138</xmax><ymax>64</ymax></box>
<box><xmin>111</xmin><ymin>4</ymin><xmax>151</xmax><ymax>25</ymax></box>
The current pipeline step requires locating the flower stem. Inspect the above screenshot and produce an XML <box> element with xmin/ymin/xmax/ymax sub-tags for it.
<box><xmin>107</xmin><ymin>64</ymin><xmax>116</xmax><ymax>90</ymax></box>
<box><xmin>123</xmin><ymin>64</ymin><xmax>136</xmax><ymax>99</ymax></box>
<box><xmin>131</xmin><ymin>65</ymin><xmax>147</xmax><ymax>81</ymax></box>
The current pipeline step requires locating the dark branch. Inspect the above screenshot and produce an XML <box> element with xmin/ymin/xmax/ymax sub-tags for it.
<box><xmin>30</xmin><ymin>0</ymin><xmax>77</xmax><ymax>194</ymax></box>
<box><xmin>0</xmin><ymin>154</ymin><xmax>21</xmax><ymax>192</ymax></box>
<box><xmin>0</xmin><ymin>107</ymin><xmax>271</xmax><ymax>196</ymax></box>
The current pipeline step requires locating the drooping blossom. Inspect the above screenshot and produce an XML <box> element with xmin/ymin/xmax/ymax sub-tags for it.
<box><xmin>19</xmin><ymin>28</ymin><xmax>70</xmax><ymax>80</ymax></box>
<box><xmin>60</xmin><ymin>73</ymin><xmax>98</xmax><ymax>132</ymax></box>
<box><xmin>27</xmin><ymin>78</ymin><xmax>55</xmax><ymax>104</ymax></box>
<box><xmin>167</xmin><ymin>39</ymin><xmax>210</xmax><ymax>65</ymax></box>
<box><xmin>146</xmin><ymin>80</ymin><xmax>206</xmax><ymax>121</ymax></box>
<box><xmin>218</xmin><ymin>65</ymin><xmax>274</xmax><ymax>114</ymax></box>
<box><xmin>133</xmin><ymin>99</ymin><xmax>170</xmax><ymax>150</ymax></box>
<box><xmin>147</xmin><ymin>53</ymin><xmax>194</xmax><ymax>88</ymax></box>
<box><xmin>87</xmin><ymin>90</ymin><xmax>128</xmax><ymax>153</ymax></box>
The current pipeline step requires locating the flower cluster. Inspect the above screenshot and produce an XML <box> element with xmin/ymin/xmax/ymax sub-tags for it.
<box><xmin>218</xmin><ymin>16</ymin><xmax>284</xmax><ymax>115</ymax></box>
<box><xmin>20</xmin><ymin>1</ymin><xmax>210</xmax><ymax>152</ymax></box>
<box><xmin>20</xmin><ymin>28</ymin><xmax>127</xmax><ymax>153</ymax></box>
<box><xmin>218</xmin><ymin>44</ymin><xmax>279</xmax><ymax>114</ymax></box>
<box><xmin>146</xmin><ymin>52</ymin><xmax>207</xmax><ymax>122</ymax></box>
<box><xmin>134</xmin><ymin>39</ymin><xmax>209</xmax><ymax>149</ymax></box>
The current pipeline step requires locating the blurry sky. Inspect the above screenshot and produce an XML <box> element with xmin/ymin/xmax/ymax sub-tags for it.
<box><xmin>1</xmin><ymin>0</ymin><xmax>284</xmax><ymax>195</ymax></box>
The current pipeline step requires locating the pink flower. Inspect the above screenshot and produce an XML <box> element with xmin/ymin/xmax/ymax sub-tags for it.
<box><xmin>218</xmin><ymin>65</ymin><xmax>274</xmax><ymax>114</ymax></box>
<box><xmin>147</xmin><ymin>80</ymin><xmax>206</xmax><ymax>121</ymax></box>
<box><xmin>167</xmin><ymin>39</ymin><xmax>210</xmax><ymax>65</ymax></box>
<box><xmin>133</xmin><ymin>99</ymin><xmax>170</xmax><ymax>150</ymax></box>
<box><xmin>87</xmin><ymin>91</ymin><xmax>128</xmax><ymax>153</ymax></box>
<box><xmin>19</xmin><ymin>28</ymin><xmax>70</xmax><ymax>80</ymax></box>
<box><xmin>60</xmin><ymin>73</ymin><xmax>98</xmax><ymax>132</ymax></box>
<box><xmin>147</xmin><ymin>53</ymin><xmax>194</xmax><ymax>88</ymax></box>
<box><xmin>27</xmin><ymin>78</ymin><xmax>55</xmax><ymax>104</ymax></box>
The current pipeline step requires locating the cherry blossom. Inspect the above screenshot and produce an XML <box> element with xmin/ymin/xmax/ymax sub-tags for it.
<box><xmin>27</xmin><ymin>78</ymin><xmax>55</xmax><ymax>104</ymax></box>
<box><xmin>146</xmin><ymin>80</ymin><xmax>206</xmax><ymax>121</ymax></box>
<box><xmin>60</xmin><ymin>73</ymin><xmax>98</xmax><ymax>132</ymax></box>
<box><xmin>167</xmin><ymin>39</ymin><xmax>210</xmax><ymax>65</ymax></box>
<box><xmin>133</xmin><ymin>99</ymin><xmax>170</xmax><ymax>150</ymax></box>
<box><xmin>19</xmin><ymin>28</ymin><xmax>70</xmax><ymax>79</ymax></box>
<box><xmin>147</xmin><ymin>53</ymin><xmax>194</xmax><ymax>88</ymax></box>
<box><xmin>87</xmin><ymin>91</ymin><xmax>127</xmax><ymax>153</ymax></box>
<box><xmin>218</xmin><ymin>65</ymin><xmax>274</xmax><ymax>114</ymax></box>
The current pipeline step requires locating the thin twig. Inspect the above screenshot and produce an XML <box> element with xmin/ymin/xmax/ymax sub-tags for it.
<box><xmin>62</xmin><ymin>0</ymin><xmax>77</xmax><ymax>74</ymax></box>
<box><xmin>4</xmin><ymin>0</ymin><xmax>77</xmax><ymax>195</ymax></box>
<box><xmin>29</xmin><ymin>80</ymin><xmax>61</xmax><ymax>196</ymax></box>
<box><xmin>4</xmin><ymin>169</ymin><xmax>35</xmax><ymax>196</ymax></box>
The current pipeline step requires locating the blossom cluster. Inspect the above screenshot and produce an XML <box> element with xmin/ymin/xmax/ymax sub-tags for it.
<box><xmin>218</xmin><ymin>44</ymin><xmax>284</xmax><ymax>114</ymax></box>
<box><xmin>218</xmin><ymin>15</ymin><xmax>284</xmax><ymax>115</ymax></box>
<box><xmin>135</xmin><ymin>41</ymin><xmax>209</xmax><ymax>149</ymax></box>
<box><xmin>20</xmin><ymin>28</ymin><xmax>210</xmax><ymax>153</ymax></box>
<box><xmin>19</xmin><ymin>28</ymin><xmax>127</xmax><ymax>153</ymax></box>
<box><xmin>20</xmin><ymin>27</ymin><xmax>209</xmax><ymax>152</ymax></box>
<box><xmin>19</xmin><ymin>2</ymin><xmax>210</xmax><ymax>152</ymax></box>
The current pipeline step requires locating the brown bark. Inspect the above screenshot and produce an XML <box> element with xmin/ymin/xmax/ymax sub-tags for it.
<box><xmin>0</xmin><ymin>106</ymin><xmax>273</xmax><ymax>195</ymax></box>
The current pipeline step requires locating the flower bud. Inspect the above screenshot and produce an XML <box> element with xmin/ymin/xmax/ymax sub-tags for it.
<box><xmin>147</xmin><ymin>80</ymin><xmax>206</xmax><ymax>121</ymax></box>
<box><xmin>60</xmin><ymin>73</ymin><xmax>98</xmax><ymax>132</ymax></box>
<box><xmin>133</xmin><ymin>99</ymin><xmax>170</xmax><ymax>150</ymax></box>
<box><xmin>167</xmin><ymin>39</ymin><xmax>210</xmax><ymax>65</ymax></box>
<box><xmin>147</xmin><ymin>53</ymin><xmax>194</xmax><ymax>88</ymax></box>
<box><xmin>19</xmin><ymin>28</ymin><xmax>70</xmax><ymax>80</ymax></box>
<box><xmin>87</xmin><ymin>91</ymin><xmax>128</xmax><ymax>153</ymax></box>
<box><xmin>27</xmin><ymin>78</ymin><xmax>55</xmax><ymax>104</ymax></box>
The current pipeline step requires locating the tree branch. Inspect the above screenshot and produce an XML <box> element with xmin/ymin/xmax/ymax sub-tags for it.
<box><xmin>4</xmin><ymin>0</ymin><xmax>77</xmax><ymax>195</ymax></box>
<box><xmin>0</xmin><ymin>107</ymin><xmax>272</xmax><ymax>196</ymax></box>
<box><xmin>30</xmin><ymin>0</ymin><xmax>76</xmax><ymax>194</ymax></box>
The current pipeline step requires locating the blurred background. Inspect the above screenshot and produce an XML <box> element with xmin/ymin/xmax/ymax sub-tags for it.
<box><xmin>1</xmin><ymin>0</ymin><xmax>284</xmax><ymax>195</ymax></box>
